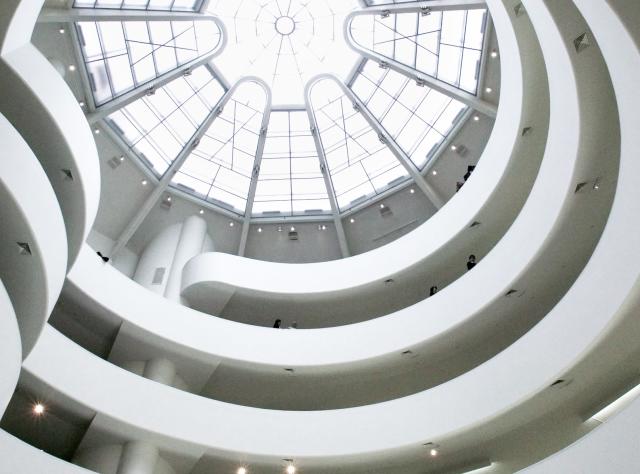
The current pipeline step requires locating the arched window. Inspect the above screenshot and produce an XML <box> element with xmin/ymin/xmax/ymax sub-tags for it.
<box><xmin>76</xmin><ymin>19</ymin><xmax>222</xmax><ymax>104</ymax></box>
<box><xmin>107</xmin><ymin>65</ymin><xmax>225</xmax><ymax>175</ymax></box>
<box><xmin>171</xmin><ymin>80</ymin><xmax>269</xmax><ymax>214</ymax></box>
<box><xmin>309</xmin><ymin>78</ymin><xmax>408</xmax><ymax>212</ymax></box>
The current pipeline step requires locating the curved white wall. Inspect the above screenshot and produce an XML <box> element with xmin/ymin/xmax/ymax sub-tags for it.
<box><xmin>0</xmin><ymin>113</ymin><xmax>67</xmax><ymax>356</ymax></box>
<box><xmin>3</xmin><ymin>0</ymin><xmax>640</xmax><ymax>472</ymax></box>
<box><xmin>0</xmin><ymin>0</ymin><xmax>100</xmax><ymax>268</ymax></box>
<box><xmin>0</xmin><ymin>281</ymin><xmax>20</xmax><ymax>416</ymax></box>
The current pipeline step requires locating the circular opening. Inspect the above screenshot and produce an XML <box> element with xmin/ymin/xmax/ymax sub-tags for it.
<box><xmin>275</xmin><ymin>16</ymin><xmax>296</xmax><ymax>35</ymax></box>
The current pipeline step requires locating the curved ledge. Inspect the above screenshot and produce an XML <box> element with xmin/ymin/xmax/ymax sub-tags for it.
<box><xmin>0</xmin><ymin>280</ymin><xmax>21</xmax><ymax>416</ymax></box>
<box><xmin>0</xmin><ymin>429</ymin><xmax>94</xmax><ymax>474</ymax></box>
<box><xmin>20</xmin><ymin>0</ymin><xmax>640</xmax><ymax>469</ymax></box>
<box><xmin>0</xmin><ymin>0</ymin><xmax>100</xmax><ymax>268</ymax></box>
<box><xmin>65</xmin><ymin>0</ymin><xmax>607</xmax><ymax>402</ymax></box>
<box><xmin>0</xmin><ymin>113</ymin><xmax>67</xmax><ymax>357</ymax></box>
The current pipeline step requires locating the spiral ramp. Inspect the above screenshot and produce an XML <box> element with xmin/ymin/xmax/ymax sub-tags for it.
<box><xmin>0</xmin><ymin>0</ymin><xmax>639</xmax><ymax>473</ymax></box>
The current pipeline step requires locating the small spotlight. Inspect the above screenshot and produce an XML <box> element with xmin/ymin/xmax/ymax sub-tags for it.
<box><xmin>349</xmin><ymin>218</ymin><xmax>355</xmax><ymax>223</ymax></box>
<box><xmin>237</xmin><ymin>468</ymin><xmax>247</xmax><ymax>474</ymax></box>
<box><xmin>485</xmin><ymin>87</ymin><xmax>493</xmax><ymax>93</ymax></box>
<box><xmin>141</xmin><ymin>179</ymin><xmax>148</xmax><ymax>186</ymax></box>
<box><xmin>379</xmin><ymin>203</ymin><xmax>385</xmax><ymax>209</ymax></box>
<box><xmin>286</xmin><ymin>465</ymin><xmax>296</xmax><ymax>474</ymax></box>
<box><xmin>94</xmin><ymin>128</ymin><xmax>100</xmax><ymax>135</ymax></box>
<box><xmin>290</xmin><ymin>226</ymin><xmax>295</xmax><ymax>232</ymax></box>
<box><xmin>450</xmin><ymin>145</ymin><xmax>457</xmax><ymax>151</ymax></box>
<box><xmin>199</xmin><ymin>209</ymin><xmax>204</xmax><ymax>215</ymax></box>
<box><xmin>432</xmin><ymin>170</ymin><xmax>437</xmax><ymax>176</ymax></box>
<box><xmin>257</xmin><ymin>227</ymin><xmax>263</xmax><ymax>233</ymax></box>
<box><xmin>59</xmin><ymin>27</ymin><xmax>65</xmax><ymax>34</ymax></box>
<box><xmin>68</xmin><ymin>64</ymin><xmax>76</xmax><ymax>72</ymax></box>
<box><xmin>430</xmin><ymin>448</ymin><xmax>438</xmax><ymax>457</ymax></box>
<box><xmin>491</xmin><ymin>49</ymin><xmax>498</xmax><ymax>58</ymax></box>
<box><xmin>79</xmin><ymin>101</ymin><xmax>85</xmax><ymax>107</ymax></box>
<box><xmin>119</xmin><ymin>155</ymin><xmax>125</xmax><ymax>162</ymax></box>
<box><xmin>33</xmin><ymin>403</ymin><xmax>45</xmax><ymax>415</ymax></box>
<box><xmin>229</xmin><ymin>222</ymin><xmax>235</xmax><ymax>227</ymax></box>
<box><xmin>409</xmin><ymin>188</ymin><xmax>415</xmax><ymax>194</ymax></box>
<box><xmin>166</xmin><ymin>196</ymin><xmax>171</xmax><ymax>202</ymax></box>
<box><xmin>473</xmin><ymin>115</ymin><xmax>480</xmax><ymax>121</ymax></box>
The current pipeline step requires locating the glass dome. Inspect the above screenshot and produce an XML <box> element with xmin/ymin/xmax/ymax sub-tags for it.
<box><xmin>75</xmin><ymin>0</ymin><xmax>490</xmax><ymax>219</ymax></box>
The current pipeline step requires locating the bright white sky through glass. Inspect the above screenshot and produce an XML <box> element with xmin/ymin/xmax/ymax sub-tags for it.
<box><xmin>207</xmin><ymin>0</ymin><xmax>360</xmax><ymax>106</ymax></box>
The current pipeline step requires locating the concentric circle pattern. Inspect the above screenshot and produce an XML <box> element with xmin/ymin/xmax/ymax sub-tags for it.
<box><xmin>1</xmin><ymin>0</ymin><xmax>640</xmax><ymax>473</ymax></box>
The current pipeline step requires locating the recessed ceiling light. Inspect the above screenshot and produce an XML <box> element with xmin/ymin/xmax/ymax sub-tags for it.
<box><xmin>491</xmin><ymin>49</ymin><xmax>498</xmax><ymax>58</ymax></box>
<box><xmin>473</xmin><ymin>115</ymin><xmax>480</xmax><ymax>121</ymax></box>
<box><xmin>33</xmin><ymin>403</ymin><xmax>45</xmax><ymax>415</ymax></box>
<box><xmin>59</xmin><ymin>27</ymin><xmax>65</xmax><ymax>34</ymax></box>
<box><xmin>485</xmin><ymin>87</ymin><xmax>493</xmax><ymax>93</ymax></box>
<box><xmin>257</xmin><ymin>227</ymin><xmax>263</xmax><ymax>233</ymax></box>
<box><xmin>277</xmin><ymin>226</ymin><xmax>283</xmax><ymax>232</ymax></box>
<box><xmin>229</xmin><ymin>222</ymin><xmax>235</xmax><ymax>227</ymax></box>
<box><xmin>290</xmin><ymin>226</ymin><xmax>295</xmax><ymax>232</ymax></box>
<box><xmin>141</xmin><ymin>179</ymin><xmax>148</xmax><ymax>186</ymax></box>
<box><xmin>79</xmin><ymin>101</ymin><xmax>85</xmax><ymax>107</ymax></box>
<box><xmin>119</xmin><ymin>155</ymin><xmax>125</xmax><ymax>162</ymax></box>
<box><xmin>349</xmin><ymin>218</ymin><xmax>355</xmax><ymax>223</ymax></box>
<box><xmin>450</xmin><ymin>145</ymin><xmax>457</xmax><ymax>151</ymax></box>
<box><xmin>430</xmin><ymin>448</ymin><xmax>438</xmax><ymax>457</ymax></box>
<box><xmin>68</xmin><ymin>64</ymin><xmax>76</xmax><ymax>71</ymax></box>
<box><xmin>379</xmin><ymin>203</ymin><xmax>385</xmax><ymax>209</ymax></box>
<box><xmin>199</xmin><ymin>209</ymin><xmax>204</xmax><ymax>215</ymax></box>
<box><xmin>409</xmin><ymin>188</ymin><xmax>415</xmax><ymax>194</ymax></box>
<box><xmin>237</xmin><ymin>468</ymin><xmax>247</xmax><ymax>474</ymax></box>
<box><xmin>432</xmin><ymin>170</ymin><xmax>437</xmax><ymax>176</ymax></box>
<box><xmin>94</xmin><ymin>128</ymin><xmax>100</xmax><ymax>134</ymax></box>
<box><xmin>286</xmin><ymin>465</ymin><xmax>296</xmax><ymax>474</ymax></box>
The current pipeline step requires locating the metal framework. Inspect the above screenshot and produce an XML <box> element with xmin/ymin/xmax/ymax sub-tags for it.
<box><xmin>55</xmin><ymin>0</ymin><xmax>499</xmax><ymax>258</ymax></box>
<box><xmin>108</xmin><ymin>77</ymin><xmax>259</xmax><ymax>257</ymax></box>
<box><xmin>344</xmin><ymin>2</ymin><xmax>497</xmax><ymax>117</ymax></box>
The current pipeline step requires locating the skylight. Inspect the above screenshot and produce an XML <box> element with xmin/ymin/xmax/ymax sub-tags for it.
<box><xmin>107</xmin><ymin>65</ymin><xmax>225</xmax><ymax>175</ymax></box>
<box><xmin>171</xmin><ymin>80</ymin><xmax>268</xmax><ymax>214</ymax></box>
<box><xmin>349</xmin><ymin>9</ymin><xmax>487</xmax><ymax>94</ymax></box>
<box><xmin>206</xmin><ymin>0</ymin><xmax>360</xmax><ymax>106</ymax></box>
<box><xmin>351</xmin><ymin>60</ymin><xmax>468</xmax><ymax>169</ymax></box>
<box><xmin>252</xmin><ymin>110</ymin><xmax>331</xmax><ymax>217</ymax></box>
<box><xmin>73</xmin><ymin>0</ymin><xmax>203</xmax><ymax>11</ymax></box>
<box><xmin>76</xmin><ymin>2</ymin><xmax>493</xmax><ymax>221</ymax></box>
<box><xmin>309</xmin><ymin>78</ymin><xmax>409</xmax><ymax>212</ymax></box>
<box><xmin>76</xmin><ymin>20</ymin><xmax>222</xmax><ymax>105</ymax></box>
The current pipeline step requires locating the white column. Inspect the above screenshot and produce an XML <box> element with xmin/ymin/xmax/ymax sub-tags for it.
<box><xmin>142</xmin><ymin>358</ymin><xmax>176</xmax><ymax>387</ymax></box>
<box><xmin>163</xmin><ymin>216</ymin><xmax>209</xmax><ymax>302</ymax></box>
<box><xmin>117</xmin><ymin>441</ymin><xmax>158</xmax><ymax>474</ymax></box>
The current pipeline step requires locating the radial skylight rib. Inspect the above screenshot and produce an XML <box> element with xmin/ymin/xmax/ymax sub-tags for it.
<box><xmin>171</xmin><ymin>81</ymin><xmax>268</xmax><ymax>215</ymax></box>
<box><xmin>73</xmin><ymin>0</ymin><xmax>204</xmax><ymax>12</ymax></box>
<box><xmin>252</xmin><ymin>110</ymin><xmax>331</xmax><ymax>217</ymax></box>
<box><xmin>309</xmin><ymin>78</ymin><xmax>409</xmax><ymax>212</ymax></box>
<box><xmin>349</xmin><ymin>8</ymin><xmax>487</xmax><ymax>94</ymax></box>
<box><xmin>106</xmin><ymin>65</ymin><xmax>225</xmax><ymax>175</ymax></box>
<box><xmin>351</xmin><ymin>60</ymin><xmax>468</xmax><ymax>169</ymax></box>
<box><xmin>76</xmin><ymin>19</ymin><xmax>222</xmax><ymax>105</ymax></box>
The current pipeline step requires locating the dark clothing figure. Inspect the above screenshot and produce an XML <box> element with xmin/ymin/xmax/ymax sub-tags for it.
<box><xmin>429</xmin><ymin>286</ymin><xmax>438</xmax><ymax>296</ymax></box>
<box><xmin>463</xmin><ymin>165</ymin><xmax>476</xmax><ymax>182</ymax></box>
<box><xmin>273</xmin><ymin>319</ymin><xmax>282</xmax><ymax>329</ymax></box>
<box><xmin>467</xmin><ymin>254</ymin><xmax>477</xmax><ymax>271</ymax></box>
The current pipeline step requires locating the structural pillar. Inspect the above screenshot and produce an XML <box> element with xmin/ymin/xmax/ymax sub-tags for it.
<box><xmin>117</xmin><ymin>441</ymin><xmax>159</xmax><ymax>474</ymax></box>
